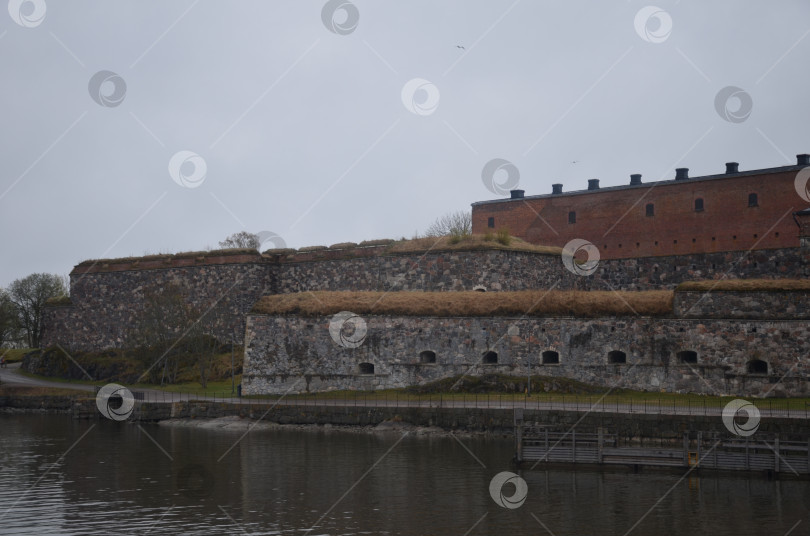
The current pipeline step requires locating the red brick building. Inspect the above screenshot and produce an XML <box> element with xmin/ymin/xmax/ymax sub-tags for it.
<box><xmin>472</xmin><ymin>156</ymin><xmax>810</xmax><ymax>259</ymax></box>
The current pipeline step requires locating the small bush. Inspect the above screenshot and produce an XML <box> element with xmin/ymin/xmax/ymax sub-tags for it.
<box><xmin>262</xmin><ymin>248</ymin><xmax>297</xmax><ymax>256</ymax></box>
<box><xmin>45</xmin><ymin>296</ymin><xmax>72</xmax><ymax>306</ymax></box>
<box><xmin>496</xmin><ymin>228</ymin><xmax>511</xmax><ymax>246</ymax></box>
<box><xmin>423</xmin><ymin>211</ymin><xmax>472</xmax><ymax>238</ymax></box>
<box><xmin>359</xmin><ymin>239</ymin><xmax>395</xmax><ymax>247</ymax></box>
<box><xmin>483</xmin><ymin>231</ymin><xmax>495</xmax><ymax>242</ymax></box>
<box><xmin>329</xmin><ymin>242</ymin><xmax>358</xmax><ymax>250</ymax></box>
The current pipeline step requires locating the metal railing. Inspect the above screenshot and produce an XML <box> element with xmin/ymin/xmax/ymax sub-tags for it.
<box><xmin>98</xmin><ymin>390</ymin><xmax>810</xmax><ymax>419</ymax></box>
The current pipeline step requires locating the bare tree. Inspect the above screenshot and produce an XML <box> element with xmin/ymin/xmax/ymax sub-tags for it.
<box><xmin>127</xmin><ymin>284</ymin><xmax>193</xmax><ymax>384</ymax></box>
<box><xmin>187</xmin><ymin>305</ymin><xmax>223</xmax><ymax>389</ymax></box>
<box><xmin>127</xmin><ymin>283</ymin><xmax>225</xmax><ymax>387</ymax></box>
<box><xmin>424</xmin><ymin>211</ymin><xmax>472</xmax><ymax>238</ymax></box>
<box><xmin>0</xmin><ymin>289</ymin><xmax>20</xmax><ymax>348</ymax></box>
<box><xmin>218</xmin><ymin>231</ymin><xmax>260</xmax><ymax>249</ymax></box>
<box><xmin>8</xmin><ymin>273</ymin><xmax>67</xmax><ymax>348</ymax></box>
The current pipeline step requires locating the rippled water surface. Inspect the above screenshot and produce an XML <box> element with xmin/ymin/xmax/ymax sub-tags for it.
<box><xmin>0</xmin><ymin>415</ymin><xmax>808</xmax><ymax>535</ymax></box>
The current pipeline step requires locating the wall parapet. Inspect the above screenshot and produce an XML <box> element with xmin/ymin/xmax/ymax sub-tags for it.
<box><xmin>72</xmin><ymin>251</ymin><xmax>267</xmax><ymax>275</ymax></box>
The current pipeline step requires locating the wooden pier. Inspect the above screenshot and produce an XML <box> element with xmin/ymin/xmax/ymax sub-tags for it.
<box><xmin>515</xmin><ymin>419</ymin><xmax>810</xmax><ymax>476</ymax></box>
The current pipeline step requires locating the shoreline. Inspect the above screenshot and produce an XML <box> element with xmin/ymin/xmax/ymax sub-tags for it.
<box><xmin>156</xmin><ymin>415</ymin><xmax>506</xmax><ymax>438</ymax></box>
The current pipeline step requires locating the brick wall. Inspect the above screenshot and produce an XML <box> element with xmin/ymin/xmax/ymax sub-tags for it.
<box><xmin>473</xmin><ymin>165</ymin><xmax>810</xmax><ymax>259</ymax></box>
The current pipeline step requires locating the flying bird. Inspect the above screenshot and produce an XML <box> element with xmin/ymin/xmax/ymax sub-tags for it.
<box><xmin>456</xmin><ymin>45</ymin><xmax>465</xmax><ymax>50</ymax></box>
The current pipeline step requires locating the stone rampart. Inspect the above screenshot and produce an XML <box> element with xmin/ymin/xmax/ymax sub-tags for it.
<box><xmin>40</xmin><ymin>244</ymin><xmax>809</xmax><ymax>352</ymax></box>
<box><xmin>41</xmin><ymin>260</ymin><xmax>271</xmax><ymax>351</ymax></box>
<box><xmin>242</xmin><ymin>310</ymin><xmax>810</xmax><ymax>398</ymax></box>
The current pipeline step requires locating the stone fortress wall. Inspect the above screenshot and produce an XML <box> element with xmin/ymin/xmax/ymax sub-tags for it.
<box><xmin>41</xmin><ymin>244</ymin><xmax>809</xmax><ymax>351</ymax></box>
<box><xmin>241</xmin><ymin>289</ymin><xmax>810</xmax><ymax>398</ymax></box>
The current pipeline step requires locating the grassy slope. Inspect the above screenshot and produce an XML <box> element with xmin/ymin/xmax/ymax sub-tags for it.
<box><xmin>0</xmin><ymin>348</ymin><xmax>35</xmax><ymax>364</ymax></box>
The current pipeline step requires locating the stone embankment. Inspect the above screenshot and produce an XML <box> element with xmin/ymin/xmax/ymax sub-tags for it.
<box><xmin>5</xmin><ymin>396</ymin><xmax>810</xmax><ymax>440</ymax></box>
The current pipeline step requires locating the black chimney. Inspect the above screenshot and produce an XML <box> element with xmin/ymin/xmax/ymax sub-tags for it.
<box><xmin>552</xmin><ymin>183</ymin><xmax>563</xmax><ymax>194</ymax></box>
<box><xmin>510</xmin><ymin>189</ymin><xmax>525</xmax><ymax>199</ymax></box>
<box><xmin>725</xmin><ymin>162</ymin><xmax>739</xmax><ymax>174</ymax></box>
<box><xmin>587</xmin><ymin>179</ymin><xmax>599</xmax><ymax>190</ymax></box>
<box><xmin>797</xmin><ymin>154</ymin><xmax>810</xmax><ymax>166</ymax></box>
<box><xmin>630</xmin><ymin>174</ymin><xmax>642</xmax><ymax>185</ymax></box>
<box><xmin>675</xmin><ymin>168</ymin><xmax>689</xmax><ymax>180</ymax></box>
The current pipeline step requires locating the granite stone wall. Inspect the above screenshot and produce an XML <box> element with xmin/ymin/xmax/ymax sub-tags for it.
<box><xmin>242</xmin><ymin>312</ymin><xmax>810</xmax><ymax>397</ymax></box>
<box><xmin>273</xmin><ymin>246</ymin><xmax>809</xmax><ymax>293</ymax></box>
<box><xmin>40</xmin><ymin>245</ymin><xmax>809</xmax><ymax>351</ymax></box>
<box><xmin>674</xmin><ymin>290</ymin><xmax>810</xmax><ymax>319</ymax></box>
<box><xmin>275</xmin><ymin>250</ymin><xmax>569</xmax><ymax>292</ymax></box>
<box><xmin>40</xmin><ymin>261</ymin><xmax>272</xmax><ymax>351</ymax></box>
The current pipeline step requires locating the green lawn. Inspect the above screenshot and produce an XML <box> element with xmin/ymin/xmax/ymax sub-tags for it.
<box><xmin>8</xmin><ymin>365</ymin><xmax>810</xmax><ymax>413</ymax></box>
<box><xmin>130</xmin><ymin>377</ymin><xmax>242</xmax><ymax>394</ymax></box>
<box><xmin>13</xmin><ymin>368</ymin><xmax>241</xmax><ymax>395</ymax></box>
<box><xmin>0</xmin><ymin>348</ymin><xmax>36</xmax><ymax>364</ymax></box>
<box><xmin>14</xmin><ymin>368</ymin><xmax>106</xmax><ymax>386</ymax></box>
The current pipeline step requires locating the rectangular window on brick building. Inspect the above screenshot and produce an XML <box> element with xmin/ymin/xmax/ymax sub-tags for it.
<box><xmin>645</xmin><ymin>203</ymin><xmax>654</xmax><ymax>217</ymax></box>
<box><xmin>487</xmin><ymin>217</ymin><xmax>495</xmax><ymax>228</ymax></box>
<box><xmin>694</xmin><ymin>198</ymin><xmax>704</xmax><ymax>212</ymax></box>
<box><xmin>568</xmin><ymin>211</ymin><xmax>576</xmax><ymax>224</ymax></box>
<box><xmin>748</xmin><ymin>193</ymin><xmax>758</xmax><ymax>207</ymax></box>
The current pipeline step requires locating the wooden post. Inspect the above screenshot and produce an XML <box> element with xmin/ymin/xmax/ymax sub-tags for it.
<box><xmin>516</xmin><ymin>425</ymin><xmax>523</xmax><ymax>463</ymax></box>
<box><xmin>746</xmin><ymin>437</ymin><xmax>750</xmax><ymax>471</ymax></box>
<box><xmin>697</xmin><ymin>431</ymin><xmax>702</xmax><ymax>468</ymax></box>
<box><xmin>544</xmin><ymin>428</ymin><xmax>549</xmax><ymax>462</ymax></box>
<box><xmin>683</xmin><ymin>431</ymin><xmax>688</xmax><ymax>464</ymax></box>
<box><xmin>572</xmin><ymin>429</ymin><xmax>576</xmax><ymax>462</ymax></box>
<box><xmin>774</xmin><ymin>435</ymin><xmax>780</xmax><ymax>473</ymax></box>
<box><xmin>514</xmin><ymin>408</ymin><xmax>524</xmax><ymax>463</ymax></box>
<box><xmin>597</xmin><ymin>427</ymin><xmax>604</xmax><ymax>464</ymax></box>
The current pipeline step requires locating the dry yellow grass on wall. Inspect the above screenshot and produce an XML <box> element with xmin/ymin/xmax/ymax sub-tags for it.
<box><xmin>676</xmin><ymin>279</ymin><xmax>810</xmax><ymax>291</ymax></box>
<box><xmin>251</xmin><ymin>289</ymin><xmax>674</xmax><ymax>318</ymax></box>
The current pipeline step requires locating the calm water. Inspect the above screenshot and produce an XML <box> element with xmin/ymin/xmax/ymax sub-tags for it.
<box><xmin>0</xmin><ymin>415</ymin><xmax>807</xmax><ymax>535</ymax></box>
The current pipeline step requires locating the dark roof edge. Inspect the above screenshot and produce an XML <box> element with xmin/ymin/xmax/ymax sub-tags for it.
<box><xmin>471</xmin><ymin>164</ymin><xmax>806</xmax><ymax>207</ymax></box>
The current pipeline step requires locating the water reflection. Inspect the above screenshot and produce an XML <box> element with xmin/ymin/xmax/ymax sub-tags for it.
<box><xmin>0</xmin><ymin>415</ymin><xmax>807</xmax><ymax>535</ymax></box>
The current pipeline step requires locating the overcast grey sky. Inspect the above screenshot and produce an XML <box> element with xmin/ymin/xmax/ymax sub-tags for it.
<box><xmin>1</xmin><ymin>1</ymin><xmax>808</xmax><ymax>287</ymax></box>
